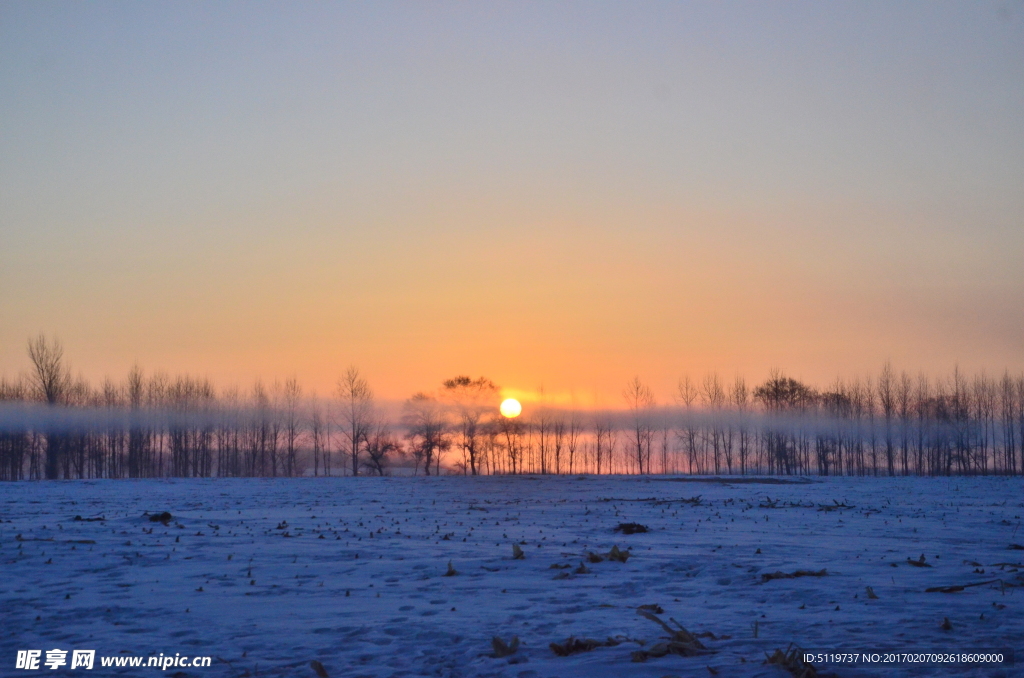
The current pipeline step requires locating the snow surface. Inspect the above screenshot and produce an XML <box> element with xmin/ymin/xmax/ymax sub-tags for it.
<box><xmin>2</xmin><ymin>476</ymin><xmax>1022</xmax><ymax>677</ymax></box>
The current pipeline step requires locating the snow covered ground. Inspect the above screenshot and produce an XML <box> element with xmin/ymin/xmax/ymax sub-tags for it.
<box><xmin>2</xmin><ymin>476</ymin><xmax>1022</xmax><ymax>677</ymax></box>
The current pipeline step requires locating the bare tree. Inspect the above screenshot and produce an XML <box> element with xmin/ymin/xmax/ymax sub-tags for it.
<box><xmin>914</xmin><ymin>374</ymin><xmax>930</xmax><ymax>475</ymax></box>
<box><xmin>323</xmin><ymin>400</ymin><xmax>333</xmax><ymax>476</ymax></box>
<box><xmin>310</xmin><ymin>398</ymin><xmax>324</xmax><ymax>476</ymax></box>
<box><xmin>676</xmin><ymin>375</ymin><xmax>700</xmax><ymax>474</ymax></box>
<box><xmin>282</xmin><ymin>377</ymin><xmax>302</xmax><ymax>477</ymax></box>
<box><xmin>566</xmin><ymin>410</ymin><xmax>583</xmax><ymax>474</ymax></box>
<box><xmin>878</xmin><ymin>362</ymin><xmax>896</xmax><ymax>475</ymax></box>
<box><xmin>247</xmin><ymin>380</ymin><xmax>270</xmax><ymax>476</ymax></box>
<box><xmin>1000</xmin><ymin>371</ymin><xmax>1018</xmax><ymax>475</ymax></box>
<box><xmin>497</xmin><ymin>410</ymin><xmax>523</xmax><ymax>474</ymax></box>
<box><xmin>125</xmin><ymin>364</ymin><xmax>150</xmax><ymax>478</ymax></box>
<box><xmin>403</xmin><ymin>393</ymin><xmax>448</xmax><ymax>475</ymax></box>
<box><xmin>440</xmin><ymin>376</ymin><xmax>498</xmax><ymax>475</ymax></box>
<box><xmin>535</xmin><ymin>388</ymin><xmax>551</xmax><ymax>474</ymax></box>
<box><xmin>337</xmin><ymin>366</ymin><xmax>373</xmax><ymax>476</ymax></box>
<box><xmin>148</xmin><ymin>371</ymin><xmax>169</xmax><ymax>476</ymax></box>
<box><xmin>217</xmin><ymin>385</ymin><xmax>242</xmax><ymax>477</ymax></box>
<box><xmin>0</xmin><ymin>376</ymin><xmax>30</xmax><ymax>480</ymax></box>
<box><xmin>28</xmin><ymin>334</ymin><xmax>70</xmax><ymax>406</ymax></box>
<box><xmin>100</xmin><ymin>377</ymin><xmax>124</xmax><ymax>478</ymax></box>
<box><xmin>701</xmin><ymin>372</ymin><xmax>726</xmax><ymax>473</ymax></box>
<box><xmin>552</xmin><ymin>418</ymin><xmax>565</xmax><ymax>474</ymax></box>
<box><xmin>732</xmin><ymin>376</ymin><xmax>750</xmax><ymax>474</ymax></box>
<box><xmin>593</xmin><ymin>417</ymin><xmax>615</xmax><ymax>475</ymax></box>
<box><xmin>623</xmin><ymin>376</ymin><xmax>654</xmax><ymax>474</ymax></box>
<box><xmin>1017</xmin><ymin>374</ymin><xmax>1024</xmax><ymax>475</ymax></box>
<box><xmin>28</xmin><ymin>335</ymin><xmax>70</xmax><ymax>478</ymax></box>
<box><xmin>897</xmin><ymin>370</ymin><xmax>913</xmax><ymax>475</ymax></box>
<box><xmin>363</xmin><ymin>420</ymin><xmax>401</xmax><ymax>476</ymax></box>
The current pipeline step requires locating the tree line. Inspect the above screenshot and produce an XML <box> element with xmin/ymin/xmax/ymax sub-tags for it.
<box><xmin>1</xmin><ymin>336</ymin><xmax>1022</xmax><ymax>480</ymax></box>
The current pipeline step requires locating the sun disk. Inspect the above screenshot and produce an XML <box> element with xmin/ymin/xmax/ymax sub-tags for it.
<box><xmin>499</xmin><ymin>398</ymin><xmax>522</xmax><ymax>418</ymax></box>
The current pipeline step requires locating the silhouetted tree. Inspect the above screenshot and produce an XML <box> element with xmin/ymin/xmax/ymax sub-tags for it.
<box><xmin>28</xmin><ymin>335</ymin><xmax>70</xmax><ymax>478</ymax></box>
<box><xmin>441</xmin><ymin>376</ymin><xmax>497</xmax><ymax>475</ymax></box>
<box><xmin>338</xmin><ymin>367</ymin><xmax>373</xmax><ymax>476</ymax></box>
<box><xmin>403</xmin><ymin>393</ymin><xmax>448</xmax><ymax>475</ymax></box>
<box><xmin>363</xmin><ymin>420</ymin><xmax>401</xmax><ymax>476</ymax></box>
<box><xmin>676</xmin><ymin>375</ymin><xmax>700</xmax><ymax>474</ymax></box>
<box><xmin>623</xmin><ymin>376</ymin><xmax>654</xmax><ymax>474</ymax></box>
<box><xmin>566</xmin><ymin>410</ymin><xmax>583</xmax><ymax>474</ymax></box>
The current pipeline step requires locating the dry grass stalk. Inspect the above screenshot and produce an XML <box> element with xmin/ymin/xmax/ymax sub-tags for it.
<box><xmin>631</xmin><ymin>610</ymin><xmax>711</xmax><ymax>662</ymax></box>
<box><xmin>549</xmin><ymin>636</ymin><xmax>620</xmax><ymax>656</ymax></box>
<box><xmin>615</xmin><ymin>522</ymin><xmax>649</xmax><ymax>534</ymax></box>
<box><xmin>147</xmin><ymin>511</ymin><xmax>172</xmax><ymax>524</ymax></box>
<box><xmin>585</xmin><ymin>545</ymin><xmax>631</xmax><ymax>563</ymax></box>
<box><xmin>761</xmin><ymin>569</ymin><xmax>827</xmax><ymax>583</ymax></box>
<box><xmin>491</xmin><ymin>636</ymin><xmax>519</xmax><ymax>658</ymax></box>
<box><xmin>764</xmin><ymin>644</ymin><xmax>817</xmax><ymax>678</ymax></box>
<box><xmin>637</xmin><ymin>603</ymin><xmax>664</xmax><ymax>614</ymax></box>
<box><xmin>926</xmin><ymin>578</ymin><xmax>1002</xmax><ymax>593</ymax></box>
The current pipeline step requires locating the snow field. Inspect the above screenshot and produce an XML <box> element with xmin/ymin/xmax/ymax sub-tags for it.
<box><xmin>2</xmin><ymin>475</ymin><xmax>1022</xmax><ymax>677</ymax></box>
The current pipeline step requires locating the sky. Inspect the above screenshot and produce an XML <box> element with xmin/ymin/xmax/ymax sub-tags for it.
<box><xmin>1</xmin><ymin>1</ymin><xmax>1023</xmax><ymax>406</ymax></box>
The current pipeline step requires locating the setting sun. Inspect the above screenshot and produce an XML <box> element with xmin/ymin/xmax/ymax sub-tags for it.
<box><xmin>499</xmin><ymin>398</ymin><xmax>522</xmax><ymax>418</ymax></box>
